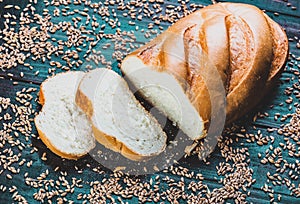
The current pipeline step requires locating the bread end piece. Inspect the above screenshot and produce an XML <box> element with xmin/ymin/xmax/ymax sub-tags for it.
<box><xmin>35</xmin><ymin>71</ymin><xmax>95</xmax><ymax>160</ymax></box>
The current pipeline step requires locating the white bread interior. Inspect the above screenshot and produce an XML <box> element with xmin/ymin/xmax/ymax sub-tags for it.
<box><xmin>34</xmin><ymin>71</ymin><xmax>95</xmax><ymax>159</ymax></box>
<box><xmin>121</xmin><ymin>58</ymin><xmax>205</xmax><ymax>140</ymax></box>
<box><xmin>76</xmin><ymin>68</ymin><xmax>167</xmax><ymax>160</ymax></box>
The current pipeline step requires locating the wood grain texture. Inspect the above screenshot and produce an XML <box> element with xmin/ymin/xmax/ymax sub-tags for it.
<box><xmin>220</xmin><ymin>0</ymin><xmax>300</xmax><ymax>17</ymax></box>
<box><xmin>0</xmin><ymin>0</ymin><xmax>299</xmax><ymax>203</ymax></box>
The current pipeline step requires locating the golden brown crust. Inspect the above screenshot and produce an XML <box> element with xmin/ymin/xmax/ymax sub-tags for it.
<box><xmin>92</xmin><ymin>124</ymin><xmax>144</xmax><ymax>161</ymax></box>
<box><xmin>35</xmin><ymin>119</ymin><xmax>83</xmax><ymax>160</ymax></box>
<box><xmin>123</xmin><ymin>2</ymin><xmax>288</xmax><ymax>133</ymax></box>
<box><xmin>225</xmin><ymin>3</ymin><xmax>274</xmax><ymax>123</ymax></box>
<box><xmin>38</xmin><ymin>86</ymin><xmax>45</xmax><ymax>105</ymax></box>
<box><xmin>226</xmin><ymin>15</ymin><xmax>254</xmax><ymax>92</ymax></box>
<box><xmin>75</xmin><ymin>89</ymin><xmax>94</xmax><ymax>118</ymax></box>
<box><xmin>264</xmin><ymin>14</ymin><xmax>289</xmax><ymax>89</ymax></box>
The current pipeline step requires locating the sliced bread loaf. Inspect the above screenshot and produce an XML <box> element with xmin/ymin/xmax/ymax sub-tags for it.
<box><xmin>121</xmin><ymin>3</ymin><xmax>288</xmax><ymax>140</ymax></box>
<box><xmin>75</xmin><ymin>68</ymin><xmax>167</xmax><ymax>161</ymax></box>
<box><xmin>35</xmin><ymin>71</ymin><xmax>95</xmax><ymax>160</ymax></box>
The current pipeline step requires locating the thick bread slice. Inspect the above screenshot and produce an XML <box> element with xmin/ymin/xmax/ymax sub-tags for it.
<box><xmin>34</xmin><ymin>72</ymin><xmax>96</xmax><ymax>160</ymax></box>
<box><xmin>75</xmin><ymin>68</ymin><xmax>167</xmax><ymax>161</ymax></box>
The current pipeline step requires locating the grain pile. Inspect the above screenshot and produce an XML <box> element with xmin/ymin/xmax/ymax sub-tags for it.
<box><xmin>0</xmin><ymin>0</ymin><xmax>299</xmax><ymax>203</ymax></box>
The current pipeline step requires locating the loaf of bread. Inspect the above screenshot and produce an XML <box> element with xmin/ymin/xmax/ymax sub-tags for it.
<box><xmin>75</xmin><ymin>68</ymin><xmax>167</xmax><ymax>161</ymax></box>
<box><xmin>121</xmin><ymin>3</ymin><xmax>288</xmax><ymax>140</ymax></box>
<box><xmin>34</xmin><ymin>72</ymin><xmax>96</xmax><ymax>159</ymax></box>
<box><xmin>35</xmin><ymin>3</ymin><xmax>288</xmax><ymax>161</ymax></box>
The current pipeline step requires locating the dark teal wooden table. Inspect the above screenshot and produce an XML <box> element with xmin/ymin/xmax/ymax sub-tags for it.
<box><xmin>0</xmin><ymin>0</ymin><xmax>299</xmax><ymax>203</ymax></box>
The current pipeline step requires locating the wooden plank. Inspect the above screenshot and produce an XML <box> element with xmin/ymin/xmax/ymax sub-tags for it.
<box><xmin>0</xmin><ymin>76</ymin><xmax>297</xmax><ymax>203</ymax></box>
<box><xmin>220</xmin><ymin>0</ymin><xmax>300</xmax><ymax>17</ymax></box>
<box><xmin>0</xmin><ymin>0</ymin><xmax>300</xmax><ymax>203</ymax></box>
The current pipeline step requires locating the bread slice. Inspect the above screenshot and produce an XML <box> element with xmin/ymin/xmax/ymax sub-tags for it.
<box><xmin>35</xmin><ymin>71</ymin><xmax>95</xmax><ymax>160</ymax></box>
<box><xmin>75</xmin><ymin>68</ymin><xmax>167</xmax><ymax>161</ymax></box>
<box><xmin>121</xmin><ymin>59</ymin><xmax>206</xmax><ymax>141</ymax></box>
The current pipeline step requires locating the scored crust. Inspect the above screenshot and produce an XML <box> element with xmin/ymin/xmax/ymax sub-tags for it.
<box><xmin>264</xmin><ymin>14</ymin><xmax>289</xmax><ymax>89</ymax></box>
<box><xmin>222</xmin><ymin>3</ymin><xmax>274</xmax><ymax>124</ymax></box>
<box><xmin>122</xmin><ymin>2</ymin><xmax>288</xmax><ymax>133</ymax></box>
